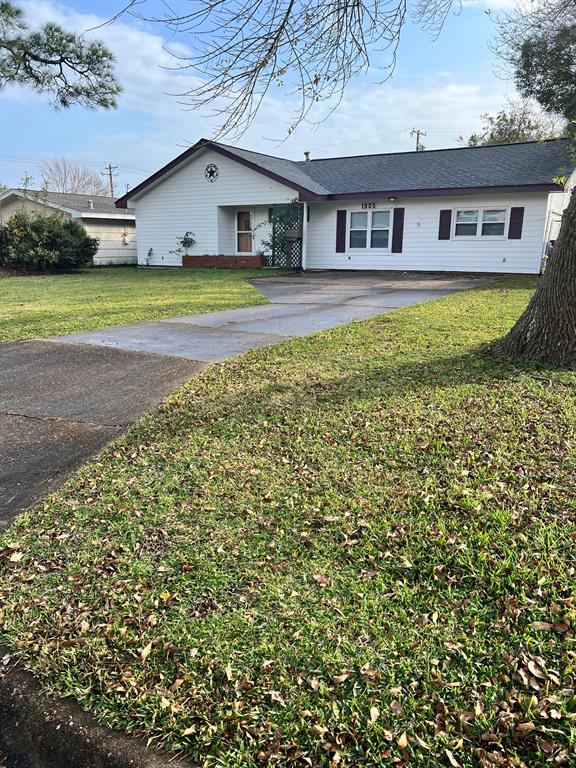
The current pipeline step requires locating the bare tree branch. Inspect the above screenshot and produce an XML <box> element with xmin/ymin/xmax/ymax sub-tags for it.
<box><xmin>490</xmin><ymin>0</ymin><xmax>576</xmax><ymax>71</ymax></box>
<box><xmin>106</xmin><ymin>0</ymin><xmax>454</xmax><ymax>137</ymax></box>
<box><xmin>41</xmin><ymin>159</ymin><xmax>111</xmax><ymax>196</ymax></box>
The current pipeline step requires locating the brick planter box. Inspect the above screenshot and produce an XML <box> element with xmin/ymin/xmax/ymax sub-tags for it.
<box><xmin>182</xmin><ymin>254</ymin><xmax>264</xmax><ymax>268</ymax></box>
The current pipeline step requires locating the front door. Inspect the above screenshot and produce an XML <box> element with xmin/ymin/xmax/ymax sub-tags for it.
<box><xmin>236</xmin><ymin>210</ymin><xmax>253</xmax><ymax>254</ymax></box>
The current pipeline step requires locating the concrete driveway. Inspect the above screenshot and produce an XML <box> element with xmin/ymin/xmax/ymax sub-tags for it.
<box><xmin>0</xmin><ymin>342</ymin><xmax>203</xmax><ymax>529</ymax></box>
<box><xmin>48</xmin><ymin>272</ymin><xmax>487</xmax><ymax>361</ymax></box>
<box><xmin>0</xmin><ymin>271</ymin><xmax>488</xmax><ymax>529</ymax></box>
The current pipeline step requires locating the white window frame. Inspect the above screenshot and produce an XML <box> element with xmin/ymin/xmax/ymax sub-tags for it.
<box><xmin>347</xmin><ymin>209</ymin><xmax>392</xmax><ymax>251</ymax></box>
<box><xmin>452</xmin><ymin>207</ymin><xmax>509</xmax><ymax>240</ymax></box>
<box><xmin>235</xmin><ymin>209</ymin><xmax>255</xmax><ymax>255</ymax></box>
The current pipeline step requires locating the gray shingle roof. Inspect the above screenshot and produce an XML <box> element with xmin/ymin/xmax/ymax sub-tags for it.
<box><xmin>15</xmin><ymin>189</ymin><xmax>134</xmax><ymax>215</ymax></box>
<box><xmin>290</xmin><ymin>139</ymin><xmax>572</xmax><ymax>194</ymax></box>
<box><xmin>219</xmin><ymin>138</ymin><xmax>572</xmax><ymax>196</ymax></box>
<box><xmin>116</xmin><ymin>137</ymin><xmax>572</xmax><ymax>208</ymax></box>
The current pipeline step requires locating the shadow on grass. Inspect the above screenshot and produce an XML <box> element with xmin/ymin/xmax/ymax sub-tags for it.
<box><xmin>157</xmin><ymin>343</ymin><xmax>557</xmax><ymax>440</ymax></box>
<box><xmin>262</xmin><ymin>345</ymin><xmax>547</xmax><ymax>402</ymax></box>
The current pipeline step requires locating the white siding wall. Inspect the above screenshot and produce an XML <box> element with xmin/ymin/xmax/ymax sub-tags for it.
<box><xmin>307</xmin><ymin>193</ymin><xmax>550</xmax><ymax>274</ymax></box>
<box><xmin>83</xmin><ymin>218</ymin><xmax>137</xmax><ymax>265</ymax></box>
<box><xmin>546</xmin><ymin>173</ymin><xmax>575</xmax><ymax>243</ymax></box>
<box><xmin>131</xmin><ymin>150</ymin><xmax>294</xmax><ymax>265</ymax></box>
<box><xmin>545</xmin><ymin>192</ymin><xmax>564</xmax><ymax>244</ymax></box>
<box><xmin>0</xmin><ymin>197</ymin><xmax>56</xmax><ymax>222</ymax></box>
<box><xmin>217</xmin><ymin>207</ymin><xmax>235</xmax><ymax>255</ymax></box>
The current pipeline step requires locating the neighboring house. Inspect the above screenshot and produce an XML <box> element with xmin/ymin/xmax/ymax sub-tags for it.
<box><xmin>0</xmin><ymin>189</ymin><xmax>136</xmax><ymax>265</ymax></box>
<box><xmin>115</xmin><ymin>138</ymin><xmax>574</xmax><ymax>274</ymax></box>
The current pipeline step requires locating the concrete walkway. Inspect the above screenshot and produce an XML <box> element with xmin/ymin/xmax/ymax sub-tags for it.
<box><xmin>0</xmin><ymin>272</ymin><xmax>487</xmax><ymax>529</ymax></box>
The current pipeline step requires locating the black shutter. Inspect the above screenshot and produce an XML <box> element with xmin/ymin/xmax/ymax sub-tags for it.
<box><xmin>336</xmin><ymin>210</ymin><xmax>347</xmax><ymax>253</ymax></box>
<box><xmin>438</xmin><ymin>209</ymin><xmax>452</xmax><ymax>240</ymax></box>
<box><xmin>508</xmin><ymin>207</ymin><xmax>524</xmax><ymax>239</ymax></box>
<box><xmin>391</xmin><ymin>207</ymin><xmax>405</xmax><ymax>253</ymax></box>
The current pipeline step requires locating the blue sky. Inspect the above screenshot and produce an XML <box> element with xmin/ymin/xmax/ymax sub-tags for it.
<box><xmin>0</xmin><ymin>0</ymin><xmax>516</xmax><ymax>193</ymax></box>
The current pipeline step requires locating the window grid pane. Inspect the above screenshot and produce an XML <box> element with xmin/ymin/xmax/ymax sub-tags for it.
<box><xmin>350</xmin><ymin>212</ymin><xmax>368</xmax><ymax>229</ymax></box>
<box><xmin>483</xmin><ymin>209</ymin><xmax>506</xmax><ymax>223</ymax></box>
<box><xmin>350</xmin><ymin>230</ymin><xmax>367</xmax><ymax>248</ymax></box>
<box><xmin>455</xmin><ymin>223</ymin><xmax>478</xmax><ymax>237</ymax></box>
<box><xmin>370</xmin><ymin>229</ymin><xmax>389</xmax><ymax>248</ymax></box>
<box><xmin>372</xmin><ymin>211</ymin><xmax>390</xmax><ymax>228</ymax></box>
<box><xmin>481</xmin><ymin>222</ymin><xmax>505</xmax><ymax>236</ymax></box>
<box><xmin>456</xmin><ymin>210</ymin><xmax>479</xmax><ymax>224</ymax></box>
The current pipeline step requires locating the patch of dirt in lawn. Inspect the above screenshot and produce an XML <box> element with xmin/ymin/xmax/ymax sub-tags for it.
<box><xmin>0</xmin><ymin>267</ymin><xmax>21</xmax><ymax>279</ymax></box>
<box><xmin>0</xmin><ymin>267</ymin><xmax>44</xmax><ymax>279</ymax></box>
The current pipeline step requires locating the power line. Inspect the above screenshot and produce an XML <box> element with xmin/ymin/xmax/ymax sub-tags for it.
<box><xmin>0</xmin><ymin>155</ymin><xmax>152</xmax><ymax>175</ymax></box>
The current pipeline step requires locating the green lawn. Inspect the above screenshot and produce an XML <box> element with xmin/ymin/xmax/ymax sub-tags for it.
<box><xmin>0</xmin><ymin>266</ymin><xmax>268</xmax><ymax>343</ymax></box>
<box><xmin>1</xmin><ymin>276</ymin><xmax>575</xmax><ymax>767</ymax></box>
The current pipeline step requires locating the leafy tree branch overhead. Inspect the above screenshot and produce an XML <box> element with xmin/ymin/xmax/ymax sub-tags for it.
<box><xmin>0</xmin><ymin>0</ymin><xmax>120</xmax><ymax>108</ymax></box>
<box><xmin>461</xmin><ymin>99</ymin><xmax>568</xmax><ymax>147</ymax></box>
<box><xmin>514</xmin><ymin>26</ymin><xmax>576</xmax><ymax>122</ymax></box>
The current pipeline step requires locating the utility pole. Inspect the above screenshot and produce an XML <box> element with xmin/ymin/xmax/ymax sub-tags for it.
<box><xmin>102</xmin><ymin>163</ymin><xmax>118</xmax><ymax>197</ymax></box>
<box><xmin>409</xmin><ymin>128</ymin><xmax>427</xmax><ymax>152</ymax></box>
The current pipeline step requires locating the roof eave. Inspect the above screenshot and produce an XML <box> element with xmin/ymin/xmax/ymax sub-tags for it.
<box><xmin>80</xmin><ymin>211</ymin><xmax>135</xmax><ymax>219</ymax></box>
<box><xmin>115</xmin><ymin>139</ymin><xmax>321</xmax><ymax>208</ymax></box>
<box><xmin>307</xmin><ymin>183</ymin><xmax>561</xmax><ymax>201</ymax></box>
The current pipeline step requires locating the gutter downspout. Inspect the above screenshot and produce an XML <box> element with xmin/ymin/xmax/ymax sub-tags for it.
<box><xmin>301</xmin><ymin>201</ymin><xmax>308</xmax><ymax>271</ymax></box>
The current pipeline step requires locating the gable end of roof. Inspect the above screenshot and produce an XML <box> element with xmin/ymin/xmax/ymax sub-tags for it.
<box><xmin>115</xmin><ymin>139</ymin><xmax>322</xmax><ymax>208</ymax></box>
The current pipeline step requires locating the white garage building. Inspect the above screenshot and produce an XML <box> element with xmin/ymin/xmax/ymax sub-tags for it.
<box><xmin>115</xmin><ymin>138</ymin><xmax>573</xmax><ymax>274</ymax></box>
<box><xmin>0</xmin><ymin>189</ymin><xmax>136</xmax><ymax>265</ymax></box>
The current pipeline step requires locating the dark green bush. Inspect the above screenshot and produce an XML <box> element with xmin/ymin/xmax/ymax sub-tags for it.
<box><xmin>0</xmin><ymin>210</ymin><xmax>98</xmax><ymax>272</ymax></box>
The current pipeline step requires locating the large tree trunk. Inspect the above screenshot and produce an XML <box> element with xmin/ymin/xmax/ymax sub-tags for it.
<box><xmin>491</xmin><ymin>188</ymin><xmax>576</xmax><ymax>368</ymax></box>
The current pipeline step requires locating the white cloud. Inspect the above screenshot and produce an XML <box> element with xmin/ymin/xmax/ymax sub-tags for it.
<box><xmin>4</xmin><ymin>1</ymin><xmax>513</xmax><ymax>188</ymax></box>
<box><xmin>276</xmin><ymin>81</ymin><xmax>509</xmax><ymax>158</ymax></box>
<box><xmin>461</xmin><ymin>0</ymin><xmax>518</xmax><ymax>9</ymax></box>
<box><xmin>20</xmin><ymin>0</ymin><xmax>203</xmax><ymax>117</ymax></box>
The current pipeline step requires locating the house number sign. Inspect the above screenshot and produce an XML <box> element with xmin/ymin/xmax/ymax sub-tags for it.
<box><xmin>361</xmin><ymin>202</ymin><xmax>376</xmax><ymax>209</ymax></box>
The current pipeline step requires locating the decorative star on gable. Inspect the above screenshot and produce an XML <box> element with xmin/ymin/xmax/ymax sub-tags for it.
<box><xmin>205</xmin><ymin>163</ymin><xmax>219</xmax><ymax>182</ymax></box>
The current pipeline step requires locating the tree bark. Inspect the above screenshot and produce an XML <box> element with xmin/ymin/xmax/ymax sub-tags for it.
<box><xmin>492</xmin><ymin>188</ymin><xmax>576</xmax><ymax>368</ymax></box>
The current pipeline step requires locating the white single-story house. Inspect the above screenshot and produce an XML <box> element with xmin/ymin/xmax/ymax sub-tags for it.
<box><xmin>115</xmin><ymin>138</ymin><xmax>574</xmax><ymax>274</ymax></box>
<box><xmin>0</xmin><ymin>189</ymin><xmax>137</xmax><ymax>265</ymax></box>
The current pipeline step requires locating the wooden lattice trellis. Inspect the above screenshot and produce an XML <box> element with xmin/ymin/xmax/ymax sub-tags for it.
<box><xmin>268</xmin><ymin>202</ymin><xmax>304</xmax><ymax>269</ymax></box>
